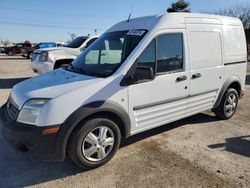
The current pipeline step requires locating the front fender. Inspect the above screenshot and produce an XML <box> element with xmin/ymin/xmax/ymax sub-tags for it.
<box><xmin>53</xmin><ymin>100</ymin><xmax>131</xmax><ymax>161</ymax></box>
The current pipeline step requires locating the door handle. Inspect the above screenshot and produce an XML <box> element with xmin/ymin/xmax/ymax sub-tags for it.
<box><xmin>176</xmin><ymin>75</ymin><xmax>187</xmax><ymax>82</ymax></box>
<box><xmin>192</xmin><ymin>73</ymin><xmax>201</xmax><ymax>79</ymax></box>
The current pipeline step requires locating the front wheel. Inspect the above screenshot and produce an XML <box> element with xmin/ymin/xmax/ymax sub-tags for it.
<box><xmin>68</xmin><ymin>118</ymin><xmax>121</xmax><ymax>169</ymax></box>
<box><xmin>214</xmin><ymin>88</ymin><xmax>239</xmax><ymax>120</ymax></box>
<box><xmin>8</xmin><ymin>51</ymin><xmax>14</xmax><ymax>56</ymax></box>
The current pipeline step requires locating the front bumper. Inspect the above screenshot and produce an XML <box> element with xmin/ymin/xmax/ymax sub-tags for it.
<box><xmin>0</xmin><ymin>104</ymin><xmax>62</xmax><ymax>161</ymax></box>
<box><xmin>31</xmin><ymin>61</ymin><xmax>54</xmax><ymax>74</ymax></box>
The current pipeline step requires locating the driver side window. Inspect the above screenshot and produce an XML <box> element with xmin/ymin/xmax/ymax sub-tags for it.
<box><xmin>136</xmin><ymin>39</ymin><xmax>156</xmax><ymax>71</ymax></box>
<box><xmin>135</xmin><ymin>33</ymin><xmax>184</xmax><ymax>75</ymax></box>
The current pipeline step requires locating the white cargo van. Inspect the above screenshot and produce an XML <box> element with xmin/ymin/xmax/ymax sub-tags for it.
<box><xmin>0</xmin><ymin>13</ymin><xmax>247</xmax><ymax>169</ymax></box>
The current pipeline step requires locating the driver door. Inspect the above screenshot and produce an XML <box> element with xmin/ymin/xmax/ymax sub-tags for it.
<box><xmin>128</xmin><ymin>30</ymin><xmax>189</xmax><ymax>134</ymax></box>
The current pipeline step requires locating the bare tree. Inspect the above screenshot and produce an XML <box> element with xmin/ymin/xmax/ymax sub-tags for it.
<box><xmin>215</xmin><ymin>5</ymin><xmax>250</xmax><ymax>29</ymax></box>
<box><xmin>24</xmin><ymin>40</ymin><xmax>31</xmax><ymax>44</ymax></box>
<box><xmin>1</xmin><ymin>39</ymin><xmax>11</xmax><ymax>47</ymax></box>
<box><xmin>67</xmin><ymin>32</ymin><xmax>77</xmax><ymax>41</ymax></box>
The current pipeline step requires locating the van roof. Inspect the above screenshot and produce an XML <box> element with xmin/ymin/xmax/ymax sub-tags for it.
<box><xmin>107</xmin><ymin>12</ymin><xmax>242</xmax><ymax>33</ymax></box>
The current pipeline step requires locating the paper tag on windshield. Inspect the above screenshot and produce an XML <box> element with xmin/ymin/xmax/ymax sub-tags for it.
<box><xmin>126</xmin><ymin>30</ymin><xmax>146</xmax><ymax>36</ymax></box>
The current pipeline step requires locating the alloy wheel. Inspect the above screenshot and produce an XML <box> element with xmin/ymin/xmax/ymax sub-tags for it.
<box><xmin>82</xmin><ymin>126</ymin><xmax>115</xmax><ymax>162</ymax></box>
<box><xmin>224</xmin><ymin>93</ymin><xmax>237</xmax><ymax>116</ymax></box>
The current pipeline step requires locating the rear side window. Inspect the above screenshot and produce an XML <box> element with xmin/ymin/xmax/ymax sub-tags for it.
<box><xmin>156</xmin><ymin>34</ymin><xmax>183</xmax><ymax>73</ymax></box>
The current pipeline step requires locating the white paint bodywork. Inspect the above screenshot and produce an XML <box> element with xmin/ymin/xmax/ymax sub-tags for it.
<box><xmin>11</xmin><ymin>13</ymin><xmax>247</xmax><ymax>136</ymax></box>
<box><xmin>31</xmin><ymin>36</ymin><xmax>99</xmax><ymax>74</ymax></box>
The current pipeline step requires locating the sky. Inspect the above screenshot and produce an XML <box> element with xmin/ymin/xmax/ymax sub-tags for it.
<box><xmin>0</xmin><ymin>0</ymin><xmax>249</xmax><ymax>43</ymax></box>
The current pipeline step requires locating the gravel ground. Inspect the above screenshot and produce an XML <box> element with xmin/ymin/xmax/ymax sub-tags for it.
<box><xmin>0</xmin><ymin>54</ymin><xmax>250</xmax><ymax>188</ymax></box>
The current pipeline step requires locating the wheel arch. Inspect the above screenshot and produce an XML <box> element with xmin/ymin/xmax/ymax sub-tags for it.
<box><xmin>214</xmin><ymin>76</ymin><xmax>242</xmax><ymax>109</ymax></box>
<box><xmin>54</xmin><ymin>101</ymin><xmax>131</xmax><ymax>161</ymax></box>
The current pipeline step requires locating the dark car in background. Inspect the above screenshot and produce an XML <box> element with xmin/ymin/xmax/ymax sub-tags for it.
<box><xmin>5</xmin><ymin>43</ymin><xmax>32</xmax><ymax>56</ymax></box>
<box><xmin>0</xmin><ymin>46</ymin><xmax>5</xmax><ymax>53</ymax></box>
<box><xmin>22</xmin><ymin>42</ymin><xmax>57</xmax><ymax>59</ymax></box>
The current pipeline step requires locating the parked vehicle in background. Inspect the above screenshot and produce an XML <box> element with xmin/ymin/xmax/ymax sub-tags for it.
<box><xmin>0</xmin><ymin>13</ymin><xmax>247</xmax><ymax>169</ymax></box>
<box><xmin>56</xmin><ymin>42</ymin><xmax>67</xmax><ymax>47</ymax></box>
<box><xmin>22</xmin><ymin>42</ymin><xmax>56</xmax><ymax>59</ymax></box>
<box><xmin>5</xmin><ymin>43</ymin><xmax>32</xmax><ymax>56</ymax></box>
<box><xmin>31</xmin><ymin>35</ymin><xmax>98</xmax><ymax>74</ymax></box>
<box><xmin>0</xmin><ymin>46</ymin><xmax>5</xmax><ymax>53</ymax></box>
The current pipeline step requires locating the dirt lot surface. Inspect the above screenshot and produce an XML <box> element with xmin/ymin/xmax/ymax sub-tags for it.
<box><xmin>0</xmin><ymin>54</ymin><xmax>250</xmax><ymax>188</ymax></box>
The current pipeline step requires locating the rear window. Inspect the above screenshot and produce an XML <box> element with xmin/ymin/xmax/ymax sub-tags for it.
<box><xmin>39</xmin><ymin>43</ymin><xmax>56</xmax><ymax>48</ymax></box>
<box><xmin>66</xmin><ymin>37</ymin><xmax>88</xmax><ymax>48</ymax></box>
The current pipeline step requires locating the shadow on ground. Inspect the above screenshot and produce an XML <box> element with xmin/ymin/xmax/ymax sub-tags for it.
<box><xmin>0</xmin><ymin>113</ymin><xmax>219</xmax><ymax>187</ymax></box>
<box><xmin>208</xmin><ymin>135</ymin><xmax>250</xmax><ymax>158</ymax></box>
<box><xmin>0</xmin><ymin>57</ymin><xmax>27</xmax><ymax>61</ymax></box>
<box><xmin>0</xmin><ymin>77</ymin><xmax>31</xmax><ymax>89</ymax></box>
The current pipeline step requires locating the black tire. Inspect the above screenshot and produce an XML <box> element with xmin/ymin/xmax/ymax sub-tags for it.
<box><xmin>214</xmin><ymin>88</ymin><xmax>239</xmax><ymax>120</ymax></box>
<box><xmin>7</xmin><ymin>51</ymin><xmax>13</xmax><ymax>56</ymax></box>
<box><xmin>68</xmin><ymin>117</ymin><xmax>121</xmax><ymax>169</ymax></box>
<box><xmin>28</xmin><ymin>52</ymin><xmax>32</xmax><ymax>59</ymax></box>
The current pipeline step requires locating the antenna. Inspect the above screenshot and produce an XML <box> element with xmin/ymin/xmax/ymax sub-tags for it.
<box><xmin>127</xmin><ymin>6</ymin><xmax>134</xmax><ymax>22</ymax></box>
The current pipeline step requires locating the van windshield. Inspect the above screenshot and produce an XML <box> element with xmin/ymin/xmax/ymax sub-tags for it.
<box><xmin>69</xmin><ymin>30</ymin><xmax>147</xmax><ymax>78</ymax></box>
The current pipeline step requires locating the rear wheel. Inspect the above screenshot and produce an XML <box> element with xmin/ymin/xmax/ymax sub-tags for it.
<box><xmin>28</xmin><ymin>52</ymin><xmax>32</xmax><ymax>59</ymax></box>
<box><xmin>214</xmin><ymin>88</ymin><xmax>239</xmax><ymax>119</ymax></box>
<box><xmin>68</xmin><ymin>117</ymin><xmax>121</xmax><ymax>169</ymax></box>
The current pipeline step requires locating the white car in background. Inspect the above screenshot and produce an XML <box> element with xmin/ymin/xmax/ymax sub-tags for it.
<box><xmin>31</xmin><ymin>36</ymin><xmax>98</xmax><ymax>74</ymax></box>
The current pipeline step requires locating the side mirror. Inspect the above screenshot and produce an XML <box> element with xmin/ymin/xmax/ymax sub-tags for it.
<box><xmin>134</xmin><ymin>66</ymin><xmax>154</xmax><ymax>81</ymax></box>
<box><xmin>120</xmin><ymin>64</ymin><xmax>154</xmax><ymax>86</ymax></box>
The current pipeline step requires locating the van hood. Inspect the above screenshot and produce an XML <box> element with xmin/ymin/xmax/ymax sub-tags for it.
<box><xmin>11</xmin><ymin>69</ymin><xmax>102</xmax><ymax>109</ymax></box>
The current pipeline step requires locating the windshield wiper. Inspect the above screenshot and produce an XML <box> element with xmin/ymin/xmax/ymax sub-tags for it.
<box><xmin>79</xmin><ymin>68</ymin><xmax>105</xmax><ymax>78</ymax></box>
<box><xmin>63</xmin><ymin>64</ymin><xmax>82</xmax><ymax>74</ymax></box>
<box><xmin>64</xmin><ymin>64</ymin><xmax>105</xmax><ymax>78</ymax></box>
<box><xmin>63</xmin><ymin>64</ymin><xmax>73</xmax><ymax>71</ymax></box>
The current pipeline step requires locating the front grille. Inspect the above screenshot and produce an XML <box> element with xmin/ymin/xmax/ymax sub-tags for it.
<box><xmin>6</xmin><ymin>97</ymin><xmax>19</xmax><ymax>120</ymax></box>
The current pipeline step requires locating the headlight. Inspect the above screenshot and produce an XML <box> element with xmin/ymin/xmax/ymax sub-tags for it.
<box><xmin>39</xmin><ymin>51</ymin><xmax>49</xmax><ymax>62</ymax></box>
<box><xmin>17</xmin><ymin>99</ymin><xmax>50</xmax><ymax>125</ymax></box>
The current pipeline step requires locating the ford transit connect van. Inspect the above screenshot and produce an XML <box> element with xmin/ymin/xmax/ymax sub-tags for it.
<box><xmin>0</xmin><ymin>13</ymin><xmax>247</xmax><ymax>169</ymax></box>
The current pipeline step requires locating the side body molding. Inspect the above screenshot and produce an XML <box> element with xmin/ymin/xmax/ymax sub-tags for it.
<box><xmin>214</xmin><ymin>76</ymin><xmax>242</xmax><ymax>109</ymax></box>
<box><xmin>54</xmin><ymin>101</ymin><xmax>131</xmax><ymax>161</ymax></box>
